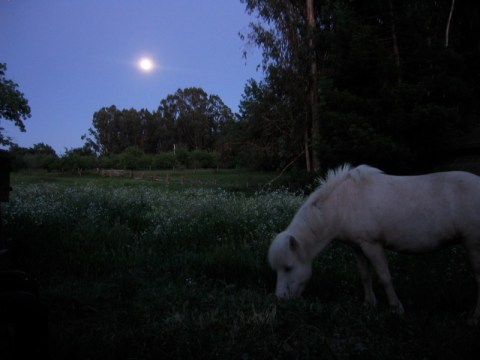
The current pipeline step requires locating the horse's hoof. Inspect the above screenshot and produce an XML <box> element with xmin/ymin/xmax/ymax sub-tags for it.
<box><xmin>363</xmin><ymin>298</ymin><xmax>378</xmax><ymax>307</ymax></box>
<box><xmin>467</xmin><ymin>317</ymin><xmax>479</xmax><ymax>326</ymax></box>
<box><xmin>389</xmin><ymin>303</ymin><xmax>405</xmax><ymax>315</ymax></box>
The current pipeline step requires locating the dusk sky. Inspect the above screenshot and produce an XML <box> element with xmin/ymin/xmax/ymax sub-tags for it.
<box><xmin>0</xmin><ymin>0</ymin><xmax>263</xmax><ymax>154</ymax></box>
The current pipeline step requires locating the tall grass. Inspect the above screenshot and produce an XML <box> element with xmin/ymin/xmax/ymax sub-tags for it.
<box><xmin>2</xmin><ymin>182</ymin><xmax>480</xmax><ymax>359</ymax></box>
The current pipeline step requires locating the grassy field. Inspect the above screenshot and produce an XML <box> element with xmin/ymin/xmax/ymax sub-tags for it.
<box><xmin>11</xmin><ymin>169</ymin><xmax>279</xmax><ymax>192</ymax></box>
<box><xmin>2</xmin><ymin>172</ymin><xmax>480</xmax><ymax>359</ymax></box>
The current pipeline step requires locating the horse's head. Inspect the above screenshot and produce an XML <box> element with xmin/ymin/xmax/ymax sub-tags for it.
<box><xmin>268</xmin><ymin>232</ymin><xmax>312</xmax><ymax>299</ymax></box>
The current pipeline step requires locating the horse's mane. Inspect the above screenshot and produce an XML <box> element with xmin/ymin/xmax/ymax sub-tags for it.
<box><xmin>317</xmin><ymin>163</ymin><xmax>353</xmax><ymax>195</ymax></box>
<box><xmin>310</xmin><ymin>164</ymin><xmax>383</xmax><ymax>204</ymax></box>
<box><xmin>285</xmin><ymin>164</ymin><xmax>383</xmax><ymax>249</ymax></box>
<box><xmin>304</xmin><ymin>163</ymin><xmax>352</xmax><ymax>205</ymax></box>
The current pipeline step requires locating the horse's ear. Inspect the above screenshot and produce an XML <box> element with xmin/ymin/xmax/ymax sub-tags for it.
<box><xmin>312</xmin><ymin>199</ymin><xmax>322</xmax><ymax>211</ymax></box>
<box><xmin>289</xmin><ymin>236</ymin><xmax>298</xmax><ymax>252</ymax></box>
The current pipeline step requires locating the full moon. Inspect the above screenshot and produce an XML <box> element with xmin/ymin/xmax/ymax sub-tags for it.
<box><xmin>138</xmin><ymin>57</ymin><xmax>154</xmax><ymax>72</ymax></box>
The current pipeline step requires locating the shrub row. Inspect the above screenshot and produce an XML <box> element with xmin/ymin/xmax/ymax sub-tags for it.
<box><xmin>11</xmin><ymin>147</ymin><xmax>222</xmax><ymax>172</ymax></box>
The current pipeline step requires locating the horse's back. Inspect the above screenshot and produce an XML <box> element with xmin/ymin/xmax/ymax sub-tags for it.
<box><xmin>337</xmin><ymin>169</ymin><xmax>480</xmax><ymax>252</ymax></box>
<box><xmin>370</xmin><ymin>170</ymin><xmax>480</xmax><ymax>213</ymax></box>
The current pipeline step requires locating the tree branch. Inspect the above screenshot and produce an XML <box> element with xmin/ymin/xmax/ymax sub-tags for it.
<box><xmin>445</xmin><ymin>0</ymin><xmax>455</xmax><ymax>48</ymax></box>
<box><xmin>266</xmin><ymin>150</ymin><xmax>306</xmax><ymax>187</ymax></box>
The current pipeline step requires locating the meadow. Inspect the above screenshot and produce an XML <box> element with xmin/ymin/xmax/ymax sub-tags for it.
<box><xmin>2</xmin><ymin>172</ymin><xmax>480</xmax><ymax>359</ymax></box>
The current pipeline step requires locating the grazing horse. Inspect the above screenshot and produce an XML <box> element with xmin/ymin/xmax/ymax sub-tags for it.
<box><xmin>268</xmin><ymin>164</ymin><xmax>480</xmax><ymax>324</ymax></box>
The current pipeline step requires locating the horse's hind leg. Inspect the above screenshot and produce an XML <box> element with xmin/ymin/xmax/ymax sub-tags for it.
<box><xmin>471</xmin><ymin>274</ymin><xmax>480</xmax><ymax>325</ymax></box>
<box><xmin>353</xmin><ymin>248</ymin><xmax>377</xmax><ymax>306</ymax></box>
<box><xmin>465</xmin><ymin>244</ymin><xmax>480</xmax><ymax>325</ymax></box>
<box><xmin>360</xmin><ymin>241</ymin><xmax>405</xmax><ymax>314</ymax></box>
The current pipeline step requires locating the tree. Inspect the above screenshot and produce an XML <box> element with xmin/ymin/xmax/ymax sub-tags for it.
<box><xmin>138</xmin><ymin>109</ymin><xmax>162</xmax><ymax>153</ymax></box>
<box><xmin>0</xmin><ymin>63</ymin><xmax>31</xmax><ymax>145</ymax></box>
<box><xmin>9</xmin><ymin>143</ymin><xmax>58</xmax><ymax>170</ymax></box>
<box><xmin>241</xmin><ymin>0</ymin><xmax>330</xmax><ymax>171</ymax></box>
<box><xmin>237</xmin><ymin>78</ymin><xmax>303</xmax><ymax>170</ymax></box>
<box><xmin>60</xmin><ymin>147</ymin><xmax>96</xmax><ymax>175</ymax></box>
<box><xmin>84</xmin><ymin>88</ymin><xmax>234</xmax><ymax>156</ymax></box>
<box><xmin>306</xmin><ymin>0</ymin><xmax>320</xmax><ymax>170</ymax></box>
<box><xmin>157</xmin><ymin>87</ymin><xmax>234</xmax><ymax>151</ymax></box>
<box><xmin>317</xmin><ymin>0</ymin><xmax>478</xmax><ymax>172</ymax></box>
<box><xmin>31</xmin><ymin>143</ymin><xmax>56</xmax><ymax>156</ymax></box>
<box><xmin>240</xmin><ymin>0</ymin><xmax>480</xmax><ymax>173</ymax></box>
<box><xmin>83</xmin><ymin>105</ymin><xmax>118</xmax><ymax>154</ymax></box>
<box><xmin>84</xmin><ymin>106</ymin><xmax>160</xmax><ymax>155</ymax></box>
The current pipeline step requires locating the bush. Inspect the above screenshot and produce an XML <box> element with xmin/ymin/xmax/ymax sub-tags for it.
<box><xmin>152</xmin><ymin>152</ymin><xmax>176</xmax><ymax>170</ymax></box>
<box><xmin>191</xmin><ymin>150</ymin><xmax>219</xmax><ymax>169</ymax></box>
<box><xmin>118</xmin><ymin>146</ymin><xmax>148</xmax><ymax>170</ymax></box>
<box><xmin>175</xmin><ymin>147</ymin><xmax>191</xmax><ymax>168</ymax></box>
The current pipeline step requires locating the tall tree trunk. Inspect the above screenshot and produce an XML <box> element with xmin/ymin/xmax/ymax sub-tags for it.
<box><xmin>445</xmin><ymin>0</ymin><xmax>455</xmax><ymax>48</ymax></box>
<box><xmin>388</xmin><ymin>0</ymin><xmax>402</xmax><ymax>84</ymax></box>
<box><xmin>304</xmin><ymin>108</ymin><xmax>311</xmax><ymax>172</ymax></box>
<box><xmin>306</xmin><ymin>0</ymin><xmax>320</xmax><ymax>171</ymax></box>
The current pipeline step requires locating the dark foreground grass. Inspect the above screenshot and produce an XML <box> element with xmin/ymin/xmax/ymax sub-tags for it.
<box><xmin>2</xmin><ymin>181</ymin><xmax>480</xmax><ymax>359</ymax></box>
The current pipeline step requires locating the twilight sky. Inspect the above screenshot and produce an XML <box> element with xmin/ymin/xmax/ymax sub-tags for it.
<box><xmin>0</xmin><ymin>0</ymin><xmax>263</xmax><ymax>154</ymax></box>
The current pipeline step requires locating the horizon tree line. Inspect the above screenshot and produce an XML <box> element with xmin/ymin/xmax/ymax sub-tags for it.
<box><xmin>2</xmin><ymin>0</ymin><xmax>480</xmax><ymax>174</ymax></box>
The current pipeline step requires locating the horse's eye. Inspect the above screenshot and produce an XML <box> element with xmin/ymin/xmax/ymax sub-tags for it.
<box><xmin>284</xmin><ymin>266</ymin><xmax>293</xmax><ymax>273</ymax></box>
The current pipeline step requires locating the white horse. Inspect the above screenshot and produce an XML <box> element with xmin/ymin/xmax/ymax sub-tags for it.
<box><xmin>268</xmin><ymin>164</ymin><xmax>480</xmax><ymax>324</ymax></box>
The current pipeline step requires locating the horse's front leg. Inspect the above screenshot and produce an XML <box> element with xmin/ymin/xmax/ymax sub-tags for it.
<box><xmin>352</xmin><ymin>248</ymin><xmax>377</xmax><ymax>306</ymax></box>
<box><xmin>360</xmin><ymin>241</ymin><xmax>405</xmax><ymax>314</ymax></box>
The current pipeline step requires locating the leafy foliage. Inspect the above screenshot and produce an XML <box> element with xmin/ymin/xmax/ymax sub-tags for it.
<box><xmin>239</xmin><ymin>0</ymin><xmax>480</xmax><ymax>173</ymax></box>
<box><xmin>9</xmin><ymin>143</ymin><xmax>223</xmax><ymax>172</ymax></box>
<box><xmin>236</xmin><ymin>78</ymin><xmax>303</xmax><ymax>170</ymax></box>
<box><xmin>9</xmin><ymin>143</ymin><xmax>58</xmax><ymax>170</ymax></box>
<box><xmin>0</xmin><ymin>63</ymin><xmax>31</xmax><ymax>145</ymax></box>
<box><xmin>84</xmin><ymin>88</ymin><xmax>235</xmax><ymax>156</ymax></box>
<box><xmin>158</xmin><ymin>88</ymin><xmax>234</xmax><ymax>151</ymax></box>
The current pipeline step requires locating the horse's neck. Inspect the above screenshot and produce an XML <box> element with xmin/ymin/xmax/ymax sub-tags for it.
<box><xmin>289</xmin><ymin>202</ymin><xmax>336</xmax><ymax>262</ymax></box>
